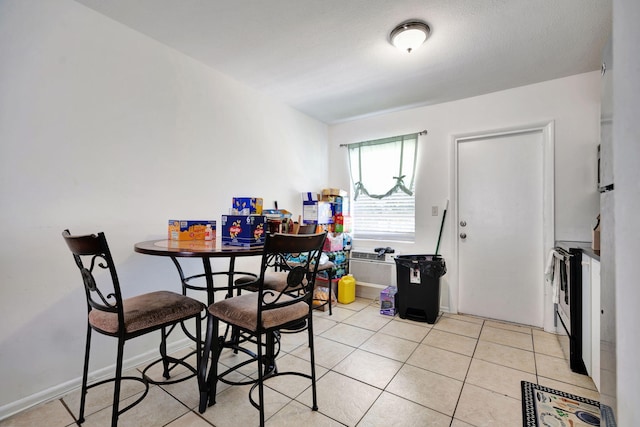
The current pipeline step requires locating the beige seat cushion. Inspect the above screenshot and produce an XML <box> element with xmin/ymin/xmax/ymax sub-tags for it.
<box><xmin>235</xmin><ymin>259</ymin><xmax>334</xmax><ymax>290</ymax></box>
<box><xmin>89</xmin><ymin>291</ymin><xmax>205</xmax><ymax>334</ymax></box>
<box><xmin>287</xmin><ymin>261</ymin><xmax>334</xmax><ymax>272</ymax></box>
<box><xmin>208</xmin><ymin>293</ymin><xmax>308</xmax><ymax>332</ymax></box>
<box><xmin>317</xmin><ymin>261</ymin><xmax>334</xmax><ymax>271</ymax></box>
<box><xmin>235</xmin><ymin>271</ymin><xmax>290</xmax><ymax>292</ymax></box>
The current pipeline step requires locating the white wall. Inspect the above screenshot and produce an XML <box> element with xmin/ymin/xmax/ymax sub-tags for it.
<box><xmin>0</xmin><ymin>0</ymin><xmax>327</xmax><ymax>417</ymax></box>
<box><xmin>613</xmin><ymin>0</ymin><xmax>640</xmax><ymax>424</ymax></box>
<box><xmin>329</xmin><ymin>72</ymin><xmax>601</xmax><ymax>312</ymax></box>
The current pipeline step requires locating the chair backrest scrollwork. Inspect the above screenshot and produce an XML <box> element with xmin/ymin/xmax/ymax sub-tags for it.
<box><xmin>62</xmin><ymin>230</ymin><xmax>125</xmax><ymax>333</ymax></box>
<box><xmin>257</xmin><ymin>232</ymin><xmax>326</xmax><ymax>321</ymax></box>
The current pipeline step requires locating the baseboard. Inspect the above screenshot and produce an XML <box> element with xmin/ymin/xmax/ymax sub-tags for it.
<box><xmin>0</xmin><ymin>338</ymin><xmax>193</xmax><ymax>422</ymax></box>
<box><xmin>355</xmin><ymin>282</ymin><xmax>388</xmax><ymax>300</ymax></box>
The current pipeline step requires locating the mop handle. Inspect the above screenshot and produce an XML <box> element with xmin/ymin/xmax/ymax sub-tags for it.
<box><xmin>435</xmin><ymin>200</ymin><xmax>449</xmax><ymax>255</ymax></box>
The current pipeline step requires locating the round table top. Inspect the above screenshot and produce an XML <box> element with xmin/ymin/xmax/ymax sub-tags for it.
<box><xmin>134</xmin><ymin>239</ymin><xmax>264</xmax><ymax>258</ymax></box>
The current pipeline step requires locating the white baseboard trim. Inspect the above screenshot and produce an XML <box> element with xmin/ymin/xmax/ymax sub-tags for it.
<box><xmin>355</xmin><ymin>282</ymin><xmax>388</xmax><ymax>300</ymax></box>
<box><xmin>0</xmin><ymin>338</ymin><xmax>193</xmax><ymax>422</ymax></box>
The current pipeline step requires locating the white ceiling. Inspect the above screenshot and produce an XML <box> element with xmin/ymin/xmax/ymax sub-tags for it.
<box><xmin>74</xmin><ymin>0</ymin><xmax>611</xmax><ymax>124</ymax></box>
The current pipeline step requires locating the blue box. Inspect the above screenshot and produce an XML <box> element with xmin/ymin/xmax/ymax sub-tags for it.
<box><xmin>380</xmin><ymin>286</ymin><xmax>397</xmax><ymax>316</ymax></box>
<box><xmin>301</xmin><ymin>192</ymin><xmax>319</xmax><ymax>201</ymax></box>
<box><xmin>232</xmin><ymin>197</ymin><xmax>263</xmax><ymax>215</ymax></box>
<box><xmin>333</xmin><ymin>196</ymin><xmax>349</xmax><ymax>216</ymax></box>
<box><xmin>221</xmin><ymin>215</ymin><xmax>266</xmax><ymax>247</ymax></box>
<box><xmin>302</xmin><ymin>201</ymin><xmax>334</xmax><ymax>224</ymax></box>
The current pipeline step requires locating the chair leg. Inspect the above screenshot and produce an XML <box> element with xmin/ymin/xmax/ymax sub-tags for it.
<box><xmin>78</xmin><ymin>325</ymin><xmax>92</xmax><ymax>424</ymax></box>
<box><xmin>208</xmin><ymin>320</ymin><xmax>222</xmax><ymax>406</ymax></box>
<box><xmin>199</xmin><ymin>314</ymin><xmax>213</xmax><ymax>413</ymax></box>
<box><xmin>160</xmin><ymin>326</ymin><xmax>170</xmax><ymax>379</ymax></box>
<box><xmin>111</xmin><ymin>338</ymin><xmax>125</xmax><ymax>427</ymax></box>
<box><xmin>328</xmin><ymin>272</ymin><xmax>333</xmax><ymax>315</ymax></box>
<box><xmin>200</xmin><ymin>314</ymin><xmax>221</xmax><ymax>412</ymax></box>
<box><xmin>265</xmin><ymin>332</ymin><xmax>277</xmax><ymax>376</ymax></box>
<box><xmin>307</xmin><ymin>317</ymin><xmax>318</xmax><ymax>411</ymax></box>
<box><xmin>256</xmin><ymin>331</ymin><xmax>265</xmax><ymax>427</ymax></box>
<box><xmin>195</xmin><ymin>314</ymin><xmax>204</xmax><ymax>411</ymax></box>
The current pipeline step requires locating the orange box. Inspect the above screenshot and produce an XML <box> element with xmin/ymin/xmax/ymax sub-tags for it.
<box><xmin>168</xmin><ymin>220</ymin><xmax>216</xmax><ymax>241</ymax></box>
<box><xmin>313</xmin><ymin>276</ymin><xmax>337</xmax><ymax>311</ymax></box>
<box><xmin>321</xmin><ymin>188</ymin><xmax>347</xmax><ymax>197</ymax></box>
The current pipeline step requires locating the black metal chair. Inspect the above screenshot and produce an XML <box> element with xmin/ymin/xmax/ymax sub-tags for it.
<box><xmin>234</xmin><ymin>223</ymin><xmax>335</xmax><ymax>314</ymax></box>
<box><xmin>199</xmin><ymin>232</ymin><xmax>326</xmax><ymax>426</ymax></box>
<box><xmin>297</xmin><ymin>224</ymin><xmax>336</xmax><ymax>313</ymax></box>
<box><xmin>62</xmin><ymin>230</ymin><xmax>206</xmax><ymax>427</ymax></box>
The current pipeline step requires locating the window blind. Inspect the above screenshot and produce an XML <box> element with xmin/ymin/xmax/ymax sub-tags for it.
<box><xmin>352</xmin><ymin>190</ymin><xmax>415</xmax><ymax>241</ymax></box>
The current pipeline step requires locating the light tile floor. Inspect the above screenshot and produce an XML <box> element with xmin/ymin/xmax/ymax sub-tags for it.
<box><xmin>0</xmin><ymin>298</ymin><xmax>599</xmax><ymax>426</ymax></box>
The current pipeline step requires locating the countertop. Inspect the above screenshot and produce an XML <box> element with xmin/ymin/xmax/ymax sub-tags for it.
<box><xmin>555</xmin><ymin>240</ymin><xmax>600</xmax><ymax>261</ymax></box>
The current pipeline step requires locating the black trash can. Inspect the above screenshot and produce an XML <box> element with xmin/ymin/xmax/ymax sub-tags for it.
<box><xmin>394</xmin><ymin>255</ymin><xmax>446</xmax><ymax>324</ymax></box>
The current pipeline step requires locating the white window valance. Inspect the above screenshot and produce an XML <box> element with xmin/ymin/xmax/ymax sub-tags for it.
<box><xmin>347</xmin><ymin>132</ymin><xmax>419</xmax><ymax>200</ymax></box>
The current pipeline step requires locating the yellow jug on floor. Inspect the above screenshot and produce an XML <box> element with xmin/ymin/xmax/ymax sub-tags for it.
<box><xmin>338</xmin><ymin>274</ymin><xmax>356</xmax><ymax>304</ymax></box>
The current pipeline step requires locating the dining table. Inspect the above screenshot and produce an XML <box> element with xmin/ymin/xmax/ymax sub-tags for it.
<box><xmin>135</xmin><ymin>238</ymin><xmax>266</xmax><ymax>412</ymax></box>
<box><xmin>134</xmin><ymin>236</ymin><xmax>332</xmax><ymax>413</ymax></box>
<box><xmin>134</xmin><ymin>239</ymin><xmax>264</xmax><ymax>305</ymax></box>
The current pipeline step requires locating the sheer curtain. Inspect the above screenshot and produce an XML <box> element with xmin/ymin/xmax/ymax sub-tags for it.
<box><xmin>347</xmin><ymin>133</ymin><xmax>419</xmax><ymax>241</ymax></box>
<box><xmin>348</xmin><ymin>133</ymin><xmax>418</xmax><ymax>200</ymax></box>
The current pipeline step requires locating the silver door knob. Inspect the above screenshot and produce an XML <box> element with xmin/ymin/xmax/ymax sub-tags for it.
<box><xmin>460</xmin><ymin>233</ymin><xmax>467</xmax><ymax>239</ymax></box>
<box><xmin>460</xmin><ymin>221</ymin><xmax>467</xmax><ymax>227</ymax></box>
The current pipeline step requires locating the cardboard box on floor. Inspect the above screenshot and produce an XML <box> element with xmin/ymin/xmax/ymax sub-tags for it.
<box><xmin>313</xmin><ymin>277</ymin><xmax>337</xmax><ymax>311</ymax></box>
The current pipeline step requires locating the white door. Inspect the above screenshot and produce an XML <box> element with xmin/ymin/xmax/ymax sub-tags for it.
<box><xmin>457</xmin><ymin>130</ymin><xmax>544</xmax><ymax>327</ymax></box>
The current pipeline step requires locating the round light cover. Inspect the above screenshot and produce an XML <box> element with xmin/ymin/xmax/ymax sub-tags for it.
<box><xmin>390</xmin><ymin>21</ymin><xmax>430</xmax><ymax>53</ymax></box>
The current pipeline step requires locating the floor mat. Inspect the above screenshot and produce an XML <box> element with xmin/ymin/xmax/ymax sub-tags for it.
<box><xmin>521</xmin><ymin>381</ymin><xmax>600</xmax><ymax>426</ymax></box>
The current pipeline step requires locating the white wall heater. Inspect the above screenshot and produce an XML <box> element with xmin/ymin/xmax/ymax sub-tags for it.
<box><xmin>349</xmin><ymin>251</ymin><xmax>398</xmax><ymax>299</ymax></box>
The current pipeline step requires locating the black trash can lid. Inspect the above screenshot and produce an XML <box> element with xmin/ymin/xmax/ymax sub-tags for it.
<box><xmin>394</xmin><ymin>254</ymin><xmax>446</xmax><ymax>277</ymax></box>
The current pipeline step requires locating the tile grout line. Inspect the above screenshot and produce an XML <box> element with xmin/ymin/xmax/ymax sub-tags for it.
<box><xmin>59</xmin><ymin>397</ymin><xmax>78</xmax><ymax>427</ymax></box>
<box><xmin>447</xmin><ymin>318</ymin><xmax>484</xmax><ymax>427</ymax></box>
<box><xmin>6</xmin><ymin>299</ymin><xmax>584</xmax><ymax>427</ymax></box>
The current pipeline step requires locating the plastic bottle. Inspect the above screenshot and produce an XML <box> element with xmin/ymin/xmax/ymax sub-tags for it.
<box><xmin>205</xmin><ymin>224</ymin><xmax>214</xmax><ymax>241</ymax></box>
<box><xmin>338</xmin><ymin>274</ymin><xmax>356</xmax><ymax>304</ymax></box>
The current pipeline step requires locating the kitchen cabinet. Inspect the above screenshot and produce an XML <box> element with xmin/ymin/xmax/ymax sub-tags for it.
<box><xmin>590</xmin><ymin>258</ymin><xmax>601</xmax><ymax>391</ymax></box>
<box><xmin>581</xmin><ymin>258</ymin><xmax>592</xmax><ymax>376</ymax></box>
<box><xmin>581</xmin><ymin>253</ymin><xmax>601</xmax><ymax>390</ymax></box>
<box><xmin>577</xmin><ymin>250</ymin><xmax>601</xmax><ymax>391</ymax></box>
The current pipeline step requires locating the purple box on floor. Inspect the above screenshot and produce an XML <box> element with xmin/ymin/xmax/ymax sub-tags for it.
<box><xmin>380</xmin><ymin>286</ymin><xmax>397</xmax><ymax>316</ymax></box>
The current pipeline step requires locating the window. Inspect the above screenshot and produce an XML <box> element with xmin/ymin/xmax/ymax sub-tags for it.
<box><xmin>347</xmin><ymin>133</ymin><xmax>419</xmax><ymax>242</ymax></box>
<box><xmin>352</xmin><ymin>190</ymin><xmax>415</xmax><ymax>241</ymax></box>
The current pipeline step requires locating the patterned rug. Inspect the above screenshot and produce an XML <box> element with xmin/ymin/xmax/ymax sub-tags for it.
<box><xmin>521</xmin><ymin>381</ymin><xmax>601</xmax><ymax>426</ymax></box>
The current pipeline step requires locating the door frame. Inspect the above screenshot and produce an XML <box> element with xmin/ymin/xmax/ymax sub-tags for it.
<box><xmin>449</xmin><ymin>121</ymin><xmax>556</xmax><ymax>331</ymax></box>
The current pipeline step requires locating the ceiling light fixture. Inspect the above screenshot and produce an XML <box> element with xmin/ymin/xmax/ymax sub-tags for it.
<box><xmin>390</xmin><ymin>20</ymin><xmax>430</xmax><ymax>53</ymax></box>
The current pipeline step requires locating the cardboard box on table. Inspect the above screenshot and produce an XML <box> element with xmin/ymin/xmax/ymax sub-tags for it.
<box><xmin>221</xmin><ymin>215</ymin><xmax>266</xmax><ymax>247</ymax></box>
<box><xmin>168</xmin><ymin>220</ymin><xmax>216</xmax><ymax>241</ymax></box>
<box><xmin>232</xmin><ymin>197</ymin><xmax>263</xmax><ymax>215</ymax></box>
